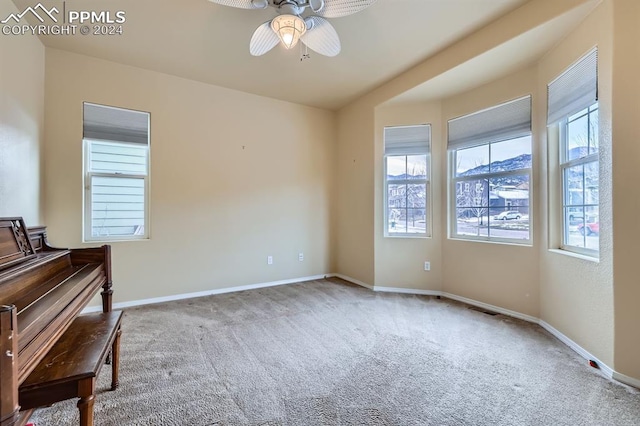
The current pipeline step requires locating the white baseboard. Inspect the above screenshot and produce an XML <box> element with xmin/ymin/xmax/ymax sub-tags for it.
<box><xmin>330</xmin><ymin>273</ymin><xmax>374</xmax><ymax>290</ymax></box>
<box><xmin>612</xmin><ymin>371</ymin><xmax>640</xmax><ymax>389</ymax></box>
<box><xmin>333</xmin><ymin>274</ymin><xmax>635</xmax><ymax>387</ymax></box>
<box><xmin>81</xmin><ymin>272</ymin><xmax>639</xmax><ymax>389</ymax></box>
<box><xmin>442</xmin><ymin>292</ymin><xmax>539</xmax><ymax>324</ymax></box>
<box><xmin>373</xmin><ymin>286</ymin><xmax>441</xmax><ymax>296</ymax></box>
<box><xmin>539</xmin><ymin>320</ymin><xmax>614</xmax><ymax>379</ymax></box>
<box><xmin>82</xmin><ymin>274</ymin><xmax>328</xmax><ymax>313</ymax></box>
<box><xmin>431</xmin><ymin>293</ymin><xmax>638</xmax><ymax>389</ymax></box>
<box><xmin>436</xmin><ymin>295</ymin><xmax>625</xmax><ymax>385</ymax></box>
<box><xmin>331</xmin><ymin>274</ymin><xmax>440</xmax><ymax>296</ymax></box>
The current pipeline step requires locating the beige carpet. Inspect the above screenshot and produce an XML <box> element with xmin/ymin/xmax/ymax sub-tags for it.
<box><xmin>30</xmin><ymin>278</ymin><xmax>640</xmax><ymax>425</ymax></box>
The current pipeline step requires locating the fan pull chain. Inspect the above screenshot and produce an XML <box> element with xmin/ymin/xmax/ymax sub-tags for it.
<box><xmin>300</xmin><ymin>43</ymin><xmax>310</xmax><ymax>62</ymax></box>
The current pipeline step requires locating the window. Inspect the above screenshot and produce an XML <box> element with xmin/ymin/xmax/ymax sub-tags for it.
<box><xmin>384</xmin><ymin>125</ymin><xmax>430</xmax><ymax>236</ymax></box>
<box><xmin>83</xmin><ymin>103</ymin><xmax>150</xmax><ymax>241</ymax></box>
<box><xmin>548</xmin><ymin>49</ymin><xmax>598</xmax><ymax>255</ymax></box>
<box><xmin>448</xmin><ymin>96</ymin><xmax>532</xmax><ymax>243</ymax></box>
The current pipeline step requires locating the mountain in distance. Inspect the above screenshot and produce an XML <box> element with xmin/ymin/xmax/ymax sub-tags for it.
<box><xmin>391</xmin><ymin>149</ymin><xmax>593</xmax><ymax>185</ymax></box>
<box><xmin>387</xmin><ymin>173</ymin><xmax>428</xmax><ymax>180</ymax></box>
<box><xmin>387</xmin><ymin>154</ymin><xmax>532</xmax><ymax>182</ymax></box>
<box><xmin>459</xmin><ymin>154</ymin><xmax>532</xmax><ymax>177</ymax></box>
<box><xmin>460</xmin><ymin>146</ymin><xmax>595</xmax><ymax>177</ymax></box>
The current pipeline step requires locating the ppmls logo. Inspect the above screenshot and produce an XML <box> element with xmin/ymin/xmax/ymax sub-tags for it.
<box><xmin>2</xmin><ymin>2</ymin><xmax>126</xmax><ymax>36</ymax></box>
<box><xmin>1</xmin><ymin>3</ymin><xmax>59</xmax><ymax>24</ymax></box>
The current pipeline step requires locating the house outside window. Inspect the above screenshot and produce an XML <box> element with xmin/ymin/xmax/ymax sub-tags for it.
<box><xmin>83</xmin><ymin>103</ymin><xmax>150</xmax><ymax>241</ymax></box>
<box><xmin>448</xmin><ymin>96</ymin><xmax>532</xmax><ymax>243</ymax></box>
<box><xmin>547</xmin><ymin>49</ymin><xmax>598</xmax><ymax>256</ymax></box>
<box><xmin>384</xmin><ymin>125</ymin><xmax>431</xmax><ymax>236</ymax></box>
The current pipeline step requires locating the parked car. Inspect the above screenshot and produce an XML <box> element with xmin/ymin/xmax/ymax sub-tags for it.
<box><xmin>577</xmin><ymin>221</ymin><xmax>599</xmax><ymax>236</ymax></box>
<box><xmin>568</xmin><ymin>207</ymin><xmax>584</xmax><ymax>221</ymax></box>
<box><xmin>493</xmin><ymin>211</ymin><xmax>521</xmax><ymax>220</ymax></box>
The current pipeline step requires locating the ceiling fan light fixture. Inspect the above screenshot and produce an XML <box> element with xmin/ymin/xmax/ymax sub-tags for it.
<box><xmin>270</xmin><ymin>14</ymin><xmax>307</xmax><ymax>49</ymax></box>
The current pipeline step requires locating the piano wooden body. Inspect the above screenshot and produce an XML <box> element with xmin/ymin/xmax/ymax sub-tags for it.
<box><xmin>0</xmin><ymin>217</ymin><xmax>112</xmax><ymax>426</ymax></box>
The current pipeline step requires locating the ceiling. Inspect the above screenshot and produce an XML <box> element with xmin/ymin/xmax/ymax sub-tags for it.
<box><xmin>12</xmin><ymin>0</ymin><xmax>563</xmax><ymax>110</ymax></box>
<box><xmin>385</xmin><ymin>0</ymin><xmax>597</xmax><ymax>106</ymax></box>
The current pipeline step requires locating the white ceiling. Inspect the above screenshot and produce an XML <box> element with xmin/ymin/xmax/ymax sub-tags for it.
<box><xmin>12</xmin><ymin>0</ymin><xmax>572</xmax><ymax>110</ymax></box>
<box><xmin>385</xmin><ymin>0</ymin><xmax>598</xmax><ymax>106</ymax></box>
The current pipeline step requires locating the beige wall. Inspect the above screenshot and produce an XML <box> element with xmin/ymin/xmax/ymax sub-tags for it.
<box><xmin>335</xmin><ymin>0</ymin><xmax>637</xmax><ymax>383</ymax></box>
<box><xmin>373</xmin><ymin>102</ymin><xmax>443</xmax><ymax>290</ymax></box>
<box><xmin>3</xmin><ymin>0</ymin><xmax>635</xmax><ymax>384</ymax></box>
<box><xmin>334</xmin><ymin>0</ymin><xmax>593</xmax><ymax>289</ymax></box>
<box><xmin>441</xmin><ymin>67</ymin><xmax>540</xmax><ymax>318</ymax></box>
<box><xmin>0</xmin><ymin>1</ymin><xmax>44</xmax><ymax>225</ymax></box>
<box><xmin>537</xmin><ymin>1</ymin><xmax>614</xmax><ymax>367</ymax></box>
<box><xmin>335</xmin><ymin>103</ymin><xmax>375</xmax><ymax>285</ymax></box>
<box><xmin>611</xmin><ymin>0</ymin><xmax>640</xmax><ymax>381</ymax></box>
<box><xmin>44</xmin><ymin>49</ymin><xmax>336</xmax><ymax>306</ymax></box>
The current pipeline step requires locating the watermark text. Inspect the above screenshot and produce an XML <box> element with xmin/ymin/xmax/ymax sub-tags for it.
<box><xmin>1</xmin><ymin>2</ymin><xmax>126</xmax><ymax>36</ymax></box>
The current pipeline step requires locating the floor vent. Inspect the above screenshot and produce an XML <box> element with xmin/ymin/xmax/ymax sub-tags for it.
<box><xmin>468</xmin><ymin>306</ymin><xmax>498</xmax><ymax>316</ymax></box>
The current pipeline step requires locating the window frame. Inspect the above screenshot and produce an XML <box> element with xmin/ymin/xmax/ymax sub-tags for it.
<box><xmin>83</xmin><ymin>138</ymin><xmax>150</xmax><ymax>242</ymax></box>
<box><xmin>449</xmin><ymin>136</ymin><xmax>532</xmax><ymax>244</ymax></box>
<box><xmin>546</xmin><ymin>47</ymin><xmax>598</xmax><ymax>258</ymax></box>
<box><xmin>384</xmin><ymin>153</ymin><xmax>431</xmax><ymax>237</ymax></box>
<box><xmin>558</xmin><ymin>103</ymin><xmax>599</xmax><ymax>257</ymax></box>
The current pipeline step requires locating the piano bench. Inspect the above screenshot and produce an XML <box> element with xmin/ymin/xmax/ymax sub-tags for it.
<box><xmin>19</xmin><ymin>310</ymin><xmax>123</xmax><ymax>426</ymax></box>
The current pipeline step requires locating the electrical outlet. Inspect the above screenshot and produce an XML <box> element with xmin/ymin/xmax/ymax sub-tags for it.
<box><xmin>298</xmin><ymin>252</ymin><xmax>304</xmax><ymax>261</ymax></box>
<box><xmin>424</xmin><ymin>261</ymin><xmax>430</xmax><ymax>271</ymax></box>
<box><xmin>267</xmin><ymin>256</ymin><xmax>273</xmax><ymax>265</ymax></box>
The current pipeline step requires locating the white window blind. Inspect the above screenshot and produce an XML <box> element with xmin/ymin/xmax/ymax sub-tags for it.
<box><xmin>384</xmin><ymin>124</ymin><xmax>430</xmax><ymax>155</ymax></box>
<box><xmin>447</xmin><ymin>96</ymin><xmax>531</xmax><ymax>150</ymax></box>
<box><xmin>84</xmin><ymin>102</ymin><xmax>149</xmax><ymax>145</ymax></box>
<box><xmin>547</xmin><ymin>48</ymin><xmax>597</xmax><ymax>125</ymax></box>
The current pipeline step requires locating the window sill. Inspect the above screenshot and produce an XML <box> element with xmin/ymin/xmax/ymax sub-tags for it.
<box><xmin>548</xmin><ymin>248</ymin><xmax>599</xmax><ymax>263</ymax></box>
<box><xmin>448</xmin><ymin>236</ymin><xmax>532</xmax><ymax>247</ymax></box>
<box><xmin>83</xmin><ymin>237</ymin><xmax>150</xmax><ymax>244</ymax></box>
<box><xmin>385</xmin><ymin>234</ymin><xmax>431</xmax><ymax>240</ymax></box>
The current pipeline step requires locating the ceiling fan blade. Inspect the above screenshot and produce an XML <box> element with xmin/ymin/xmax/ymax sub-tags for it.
<box><xmin>301</xmin><ymin>16</ymin><xmax>341</xmax><ymax>57</ymax></box>
<box><xmin>207</xmin><ymin>0</ymin><xmax>268</xmax><ymax>10</ymax></box>
<box><xmin>315</xmin><ymin>0</ymin><xmax>377</xmax><ymax>18</ymax></box>
<box><xmin>250</xmin><ymin>21</ymin><xmax>280</xmax><ymax>56</ymax></box>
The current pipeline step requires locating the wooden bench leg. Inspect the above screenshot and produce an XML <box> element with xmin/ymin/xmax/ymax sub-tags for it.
<box><xmin>77</xmin><ymin>378</ymin><xmax>96</xmax><ymax>426</ymax></box>
<box><xmin>111</xmin><ymin>327</ymin><xmax>121</xmax><ymax>391</ymax></box>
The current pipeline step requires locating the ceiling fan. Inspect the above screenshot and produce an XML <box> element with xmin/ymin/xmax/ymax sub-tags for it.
<box><xmin>207</xmin><ymin>0</ymin><xmax>377</xmax><ymax>57</ymax></box>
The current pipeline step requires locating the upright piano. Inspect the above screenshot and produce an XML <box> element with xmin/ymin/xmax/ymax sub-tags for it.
<box><xmin>0</xmin><ymin>217</ymin><xmax>112</xmax><ymax>426</ymax></box>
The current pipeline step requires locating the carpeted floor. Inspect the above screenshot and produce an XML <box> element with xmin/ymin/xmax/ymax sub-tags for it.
<box><xmin>30</xmin><ymin>278</ymin><xmax>640</xmax><ymax>425</ymax></box>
